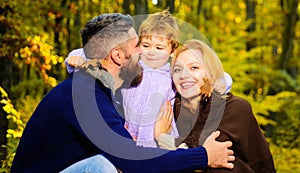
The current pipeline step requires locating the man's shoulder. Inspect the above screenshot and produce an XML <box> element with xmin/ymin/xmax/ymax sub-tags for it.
<box><xmin>39</xmin><ymin>76</ymin><xmax>74</xmax><ymax>105</ymax></box>
<box><xmin>46</xmin><ymin>72</ymin><xmax>106</xmax><ymax>101</ymax></box>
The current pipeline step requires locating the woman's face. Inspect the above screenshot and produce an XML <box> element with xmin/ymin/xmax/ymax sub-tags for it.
<box><xmin>172</xmin><ymin>49</ymin><xmax>209</xmax><ymax>99</ymax></box>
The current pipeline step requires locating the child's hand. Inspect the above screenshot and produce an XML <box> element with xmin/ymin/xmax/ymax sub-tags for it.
<box><xmin>124</xmin><ymin>124</ymin><xmax>137</xmax><ymax>141</ymax></box>
<box><xmin>67</xmin><ymin>56</ymin><xmax>85</xmax><ymax>67</ymax></box>
<box><xmin>154</xmin><ymin>101</ymin><xmax>173</xmax><ymax>141</ymax></box>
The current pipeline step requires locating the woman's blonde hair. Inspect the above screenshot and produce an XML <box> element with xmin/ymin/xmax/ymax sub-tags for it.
<box><xmin>172</xmin><ymin>39</ymin><xmax>226</xmax><ymax>94</ymax></box>
<box><xmin>138</xmin><ymin>9</ymin><xmax>180</xmax><ymax>53</ymax></box>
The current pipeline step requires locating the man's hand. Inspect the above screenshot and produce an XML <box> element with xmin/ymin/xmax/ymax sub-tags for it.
<box><xmin>67</xmin><ymin>56</ymin><xmax>85</xmax><ymax>67</ymax></box>
<box><xmin>154</xmin><ymin>101</ymin><xmax>173</xmax><ymax>140</ymax></box>
<box><xmin>203</xmin><ymin>131</ymin><xmax>235</xmax><ymax>169</ymax></box>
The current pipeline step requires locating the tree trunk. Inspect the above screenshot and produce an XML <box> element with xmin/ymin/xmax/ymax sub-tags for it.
<box><xmin>0</xmin><ymin>57</ymin><xmax>10</xmax><ymax>162</ymax></box>
<box><xmin>168</xmin><ymin>0</ymin><xmax>175</xmax><ymax>14</ymax></box>
<box><xmin>66</xmin><ymin>0</ymin><xmax>81</xmax><ymax>49</ymax></box>
<box><xmin>245</xmin><ymin>0</ymin><xmax>256</xmax><ymax>51</ymax></box>
<box><xmin>66</xmin><ymin>18</ymin><xmax>71</xmax><ymax>51</ymax></box>
<box><xmin>134</xmin><ymin>0</ymin><xmax>148</xmax><ymax>15</ymax></box>
<box><xmin>74</xmin><ymin>3</ymin><xmax>81</xmax><ymax>49</ymax></box>
<box><xmin>196</xmin><ymin>0</ymin><xmax>203</xmax><ymax>28</ymax></box>
<box><xmin>157</xmin><ymin>0</ymin><xmax>166</xmax><ymax>9</ymax></box>
<box><xmin>54</xmin><ymin>0</ymin><xmax>68</xmax><ymax>55</ymax></box>
<box><xmin>54</xmin><ymin>12</ymin><xmax>64</xmax><ymax>54</ymax></box>
<box><xmin>278</xmin><ymin>0</ymin><xmax>299</xmax><ymax>70</ymax></box>
<box><xmin>197</xmin><ymin>0</ymin><xmax>203</xmax><ymax>15</ymax></box>
<box><xmin>123</xmin><ymin>0</ymin><xmax>132</xmax><ymax>15</ymax></box>
<box><xmin>0</xmin><ymin>4</ymin><xmax>13</xmax><ymax>162</ymax></box>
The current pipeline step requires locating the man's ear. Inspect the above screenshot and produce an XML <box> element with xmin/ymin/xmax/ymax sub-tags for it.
<box><xmin>111</xmin><ymin>48</ymin><xmax>126</xmax><ymax>66</ymax></box>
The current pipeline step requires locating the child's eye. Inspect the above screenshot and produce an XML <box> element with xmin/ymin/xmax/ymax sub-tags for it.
<box><xmin>156</xmin><ymin>47</ymin><xmax>164</xmax><ymax>50</ymax></box>
<box><xmin>141</xmin><ymin>44</ymin><xmax>149</xmax><ymax>48</ymax></box>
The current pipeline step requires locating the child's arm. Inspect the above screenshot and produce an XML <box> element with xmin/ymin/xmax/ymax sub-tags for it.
<box><xmin>156</xmin><ymin>134</ymin><xmax>189</xmax><ymax>150</ymax></box>
<box><xmin>166</xmin><ymin>87</ymin><xmax>179</xmax><ymax>138</ymax></box>
<box><xmin>224</xmin><ymin>72</ymin><xmax>233</xmax><ymax>94</ymax></box>
<box><xmin>64</xmin><ymin>48</ymin><xmax>87</xmax><ymax>73</ymax></box>
<box><xmin>154</xmin><ymin>101</ymin><xmax>183</xmax><ymax>150</ymax></box>
<box><xmin>214</xmin><ymin>72</ymin><xmax>233</xmax><ymax>94</ymax></box>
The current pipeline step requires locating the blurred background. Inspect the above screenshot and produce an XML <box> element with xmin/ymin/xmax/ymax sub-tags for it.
<box><xmin>0</xmin><ymin>0</ymin><xmax>299</xmax><ymax>172</ymax></box>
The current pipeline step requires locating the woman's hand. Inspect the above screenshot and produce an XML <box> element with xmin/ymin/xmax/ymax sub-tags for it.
<box><xmin>154</xmin><ymin>101</ymin><xmax>173</xmax><ymax>141</ymax></box>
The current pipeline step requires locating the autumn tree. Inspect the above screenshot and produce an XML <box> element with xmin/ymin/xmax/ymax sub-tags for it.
<box><xmin>278</xmin><ymin>0</ymin><xmax>299</xmax><ymax>72</ymax></box>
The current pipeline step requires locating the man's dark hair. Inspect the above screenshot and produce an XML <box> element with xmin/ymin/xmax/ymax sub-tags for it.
<box><xmin>81</xmin><ymin>13</ymin><xmax>134</xmax><ymax>59</ymax></box>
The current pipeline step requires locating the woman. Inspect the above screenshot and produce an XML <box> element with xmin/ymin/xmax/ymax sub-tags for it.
<box><xmin>168</xmin><ymin>39</ymin><xmax>275</xmax><ymax>172</ymax></box>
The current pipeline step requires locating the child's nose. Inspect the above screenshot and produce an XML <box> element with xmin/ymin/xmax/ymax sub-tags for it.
<box><xmin>147</xmin><ymin>48</ymin><xmax>156</xmax><ymax>55</ymax></box>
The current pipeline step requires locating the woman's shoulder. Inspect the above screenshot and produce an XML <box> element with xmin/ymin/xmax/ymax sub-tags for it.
<box><xmin>226</xmin><ymin>92</ymin><xmax>252</xmax><ymax>108</ymax></box>
<box><xmin>223</xmin><ymin>92</ymin><xmax>254</xmax><ymax>121</ymax></box>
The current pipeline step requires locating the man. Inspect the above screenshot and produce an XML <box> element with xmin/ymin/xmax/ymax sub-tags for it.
<box><xmin>11</xmin><ymin>13</ymin><xmax>234</xmax><ymax>173</ymax></box>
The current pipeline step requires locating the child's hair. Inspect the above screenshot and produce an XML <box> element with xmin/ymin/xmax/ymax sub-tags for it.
<box><xmin>138</xmin><ymin>9</ymin><xmax>180</xmax><ymax>53</ymax></box>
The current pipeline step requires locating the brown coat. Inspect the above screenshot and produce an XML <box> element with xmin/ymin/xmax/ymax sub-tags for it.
<box><xmin>174</xmin><ymin>92</ymin><xmax>276</xmax><ymax>173</ymax></box>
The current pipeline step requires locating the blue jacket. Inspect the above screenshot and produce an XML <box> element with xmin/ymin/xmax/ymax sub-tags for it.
<box><xmin>11</xmin><ymin>71</ymin><xmax>208</xmax><ymax>173</ymax></box>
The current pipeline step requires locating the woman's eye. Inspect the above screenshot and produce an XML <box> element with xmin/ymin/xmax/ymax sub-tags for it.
<box><xmin>191</xmin><ymin>66</ymin><xmax>200</xmax><ymax>71</ymax></box>
<box><xmin>173</xmin><ymin>68</ymin><xmax>181</xmax><ymax>73</ymax></box>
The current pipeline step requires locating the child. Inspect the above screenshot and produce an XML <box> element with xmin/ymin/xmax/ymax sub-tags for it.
<box><xmin>121</xmin><ymin>10</ymin><xmax>180</xmax><ymax>147</ymax></box>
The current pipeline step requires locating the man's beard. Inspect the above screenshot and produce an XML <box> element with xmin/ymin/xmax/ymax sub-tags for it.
<box><xmin>119</xmin><ymin>54</ymin><xmax>143</xmax><ymax>88</ymax></box>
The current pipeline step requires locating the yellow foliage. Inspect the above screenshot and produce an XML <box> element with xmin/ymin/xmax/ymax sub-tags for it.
<box><xmin>48</xmin><ymin>77</ymin><xmax>58</xmax><ymax>87</ymax></box>
<box><xmin>270</xmin><ymin>143</ymin><xmax>300</xmax><ymax>172</ymax></box>
<box><xmin>58</xmin><ymin>57</ymin><xmax>64</xmax><ymax>63</ymax></box>
<box><xmin>212</xmin><ymin>5</ymin><xmax>219</xmax><ymax>13</ymax></box>
<box><xmin>238</xmin><ymin>2</ymin><xmax>246</xmax><ymax>9</ymax></box>
<box><xmin>0</xmin><ymin>87</ymin><xmax>25</xmax><ymax>140</ymax></box>
<box><xmin>0</xmin><ymin>87</ymin><xmax>8</xmax><ymax>97</ymax></box>
<box><xmin>226</xmin><ymin>12</ymin><xmax>235</xmax><ymax>21</ymax></box>
<box><xmin>18</xmin><ymin>34</ymin><xmax>64</xmax><ymax>88</ymax></box>
<box><xmin>235</xmin><ymin>17</ymin><xmax>242</xmax><ymax>24</ymax></box>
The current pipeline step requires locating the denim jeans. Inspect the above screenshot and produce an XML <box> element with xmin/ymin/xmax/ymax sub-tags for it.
<box><xmin>60</xmin><ymin>155</ymin><xmax>118</xmax><ymax>173</ymax></box>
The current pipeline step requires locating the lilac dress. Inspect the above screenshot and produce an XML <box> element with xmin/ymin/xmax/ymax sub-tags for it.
<box><xmin>122</xmin><ymin>61</ymin><xmax>179</xmax><ymax>148</ymax></box>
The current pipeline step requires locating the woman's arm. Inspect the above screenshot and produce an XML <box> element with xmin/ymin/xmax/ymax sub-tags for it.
<box><xmin>214</xmin><ymin>95</ymin><xmax>275</xmax><ymax>172</ymax></box>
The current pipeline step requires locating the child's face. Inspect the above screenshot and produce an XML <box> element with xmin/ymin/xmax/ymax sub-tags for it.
<box><xmin>139</xmin><ymin>35</ymin><xmax>172</xmax><ymax>69</ymax></box>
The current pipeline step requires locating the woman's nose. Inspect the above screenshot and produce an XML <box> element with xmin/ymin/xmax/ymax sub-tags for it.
<box><xmin>180</xmin><ymin>67</ymin><xmax>190</xmax><ymax>78</ymax></box>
